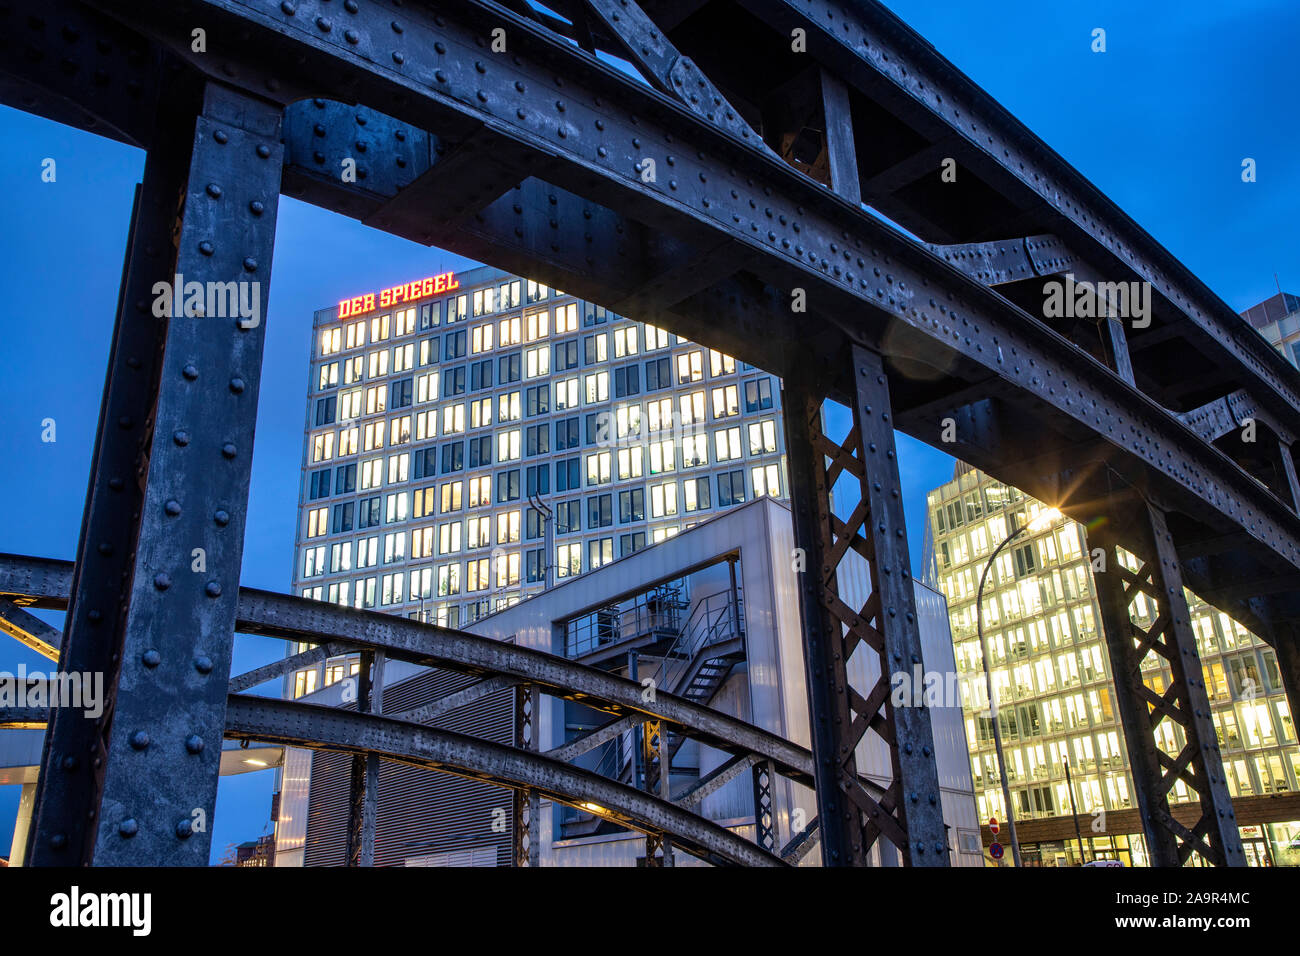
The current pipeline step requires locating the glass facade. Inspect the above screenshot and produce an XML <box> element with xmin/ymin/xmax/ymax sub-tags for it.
<box><xmin>924</xmin><ymin>464</ymin><xmax>1300</xmax><ymax>866</ymax></box>
<box><xmin>289</xmin><ymin>266</ymin><xmax>787</xmax><ymax>697</ymax></box>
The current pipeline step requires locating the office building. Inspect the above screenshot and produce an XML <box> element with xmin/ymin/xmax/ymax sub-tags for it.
<box><xmin>1242</xmin><ymin>290</ymin><xmax>1300</xmax><ymax>369</ymax></box>
<box><xmin>287</xmin><ymin>265</ymin><xmax>788</xmax><ymax>699</ymax></box>
<box><xmin>924</xmin><ymin>463</ymin><xmax>1300</xmax><ymax>866</ymax></box>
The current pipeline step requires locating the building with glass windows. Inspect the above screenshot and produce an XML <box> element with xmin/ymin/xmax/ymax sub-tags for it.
<box><xmin>923</xmin><ymin>463</ymin><xmax>1300</xmax><ymax>866</ymax></box>
<box><xmin>1242</xmin><ymin>290</ymin><xmax>1300</xmax><ymax>369</ymax></box>
<box><xmin>288</xmin><ymin>265</ymin><xmax>788</xmax><ymax>699</ymax></box>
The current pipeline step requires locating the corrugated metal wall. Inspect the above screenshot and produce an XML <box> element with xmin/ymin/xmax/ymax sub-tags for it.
<box><xmin>303</xmin><ymin>667</ymin><xmax>515</xmax><ymax>866</ymax></box>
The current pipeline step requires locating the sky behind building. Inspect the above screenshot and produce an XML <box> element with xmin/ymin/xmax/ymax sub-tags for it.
<box><xmin>0</xmin><ymin>0</ymin><xmax>1295</xmax><ymax>860</ymax></box>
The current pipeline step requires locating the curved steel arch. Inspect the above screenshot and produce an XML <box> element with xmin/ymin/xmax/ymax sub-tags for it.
<box><xmin>224</xmin><ymin>695</ymin><xmax>785</xmax><ymax>867</ymax></box>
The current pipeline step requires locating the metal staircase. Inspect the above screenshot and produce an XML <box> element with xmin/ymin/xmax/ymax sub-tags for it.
<box><xmin>560</xmin><ymin>587</ymin><xmax>746</xmax><ymax>838</ymax></box>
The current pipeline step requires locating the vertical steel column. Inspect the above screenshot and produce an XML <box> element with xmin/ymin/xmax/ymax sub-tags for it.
<box><xmin>26</xmin><ymin>74</ymin><xmax>199</xmax><ymax>867</ymax></box>
<box><xmin>1103</xmin><ymin>317</ymin><xmax>1136</xmax><ymax>385</ymax></box>
<box><xmin>781</xmin><ymin>344</ymin><xmax>948</xmax><ymax>866</ymax></box>
<box><xmin>512</xmin><ymin>683</ymin><xmax>540</xmax><ymax>866</ymax></box>
<box><xmin>346</xmin><ymin>650</ymin><xmax>375</xmax><ymax>867</ymax></box>
<box><xmin>1278</xmin><ymin>440</ymin><xmax>1300</xmax><ymax>513</ymax></box>
<box><xmin>1091</xmin><ymin>504</ymin><xmax>1245</xmax><ymax>866</ymax></box>
<box><xmin>360</xmin><ymin>652</ymin><xmax>385</xmax><ymax>867</ymax></box>
<box><xmin>819</xmin><ymin>71</ymin><xmax>861</xmax><ymax>205</ymax></box>
<box><xmin>87</xmin><ymin>82</ymin><xmax>283</xmax><ymax>865</ymax></box>
<box><xmin>751</xmin><ymin>760</ymin><xmax>776</xmax><ymax>853</ymax></box>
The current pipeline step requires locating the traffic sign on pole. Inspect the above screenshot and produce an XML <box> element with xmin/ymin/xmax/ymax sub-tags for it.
<box><xmin>989</xmin><ymin>817</ymin><xmax>1000</xmax><ymax>835</ymax></box>
<box><xmin>990</xmin><ymin>842</ymin><xmax>1004</xmax><ymax>861</ymax></box>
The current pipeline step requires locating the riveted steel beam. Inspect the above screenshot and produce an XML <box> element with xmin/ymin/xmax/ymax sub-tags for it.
<box><xmin>0</xmin><ymin>554</ymin><xmax>819</xmax><ymax>785</ymax></box>
<box><xmin>0</xmin><ymin>600</ymin><xmax>60</xmax><ymax>661</ymax></box>
<box><xmin>25</xmin><ymin>72</ymin><xmax>205</xmax><ymax>867</ymax></box>
<box><xmin>225</xmin><ymin>695</ymin><xmax>784</xmax><ymax>867</ymax></box>
<box><xmin>727</xmin><ymin>0</ymin><xmax>1300</xmax><ymax>436</ymax></box>
<box><xmin>78</xmin><ymin>0</ymin><xmax>1300</xmax><ymax>614</ymax></box>
<box><xmin>83</xmin><ymin>82</ymin><xmax>284</xmax><ymax>867</ymax></box>
<box><xmin>0</xmin><ymin>0</ymin><xmax>164</xmax><ymax>148</ymax></box>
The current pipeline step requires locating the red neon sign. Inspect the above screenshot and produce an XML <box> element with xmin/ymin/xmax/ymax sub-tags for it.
<box><xmin>338</xmin><ymin>271</ymin><xmax>459</xmax><ymax>318</ymax></box>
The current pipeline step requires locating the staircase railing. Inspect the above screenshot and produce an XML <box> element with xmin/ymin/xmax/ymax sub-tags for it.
<box><xmin>587</xmin><ymin>587</ymin><xmax>745</xmax><ymax>786</ymax></box>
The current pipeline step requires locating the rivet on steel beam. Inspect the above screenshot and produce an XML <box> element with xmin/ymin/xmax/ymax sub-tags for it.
<box><xmin>213</xmin><ymin>130</ymin><xmax>228</xmax><ymax>144</ymax></box>
<box><xmin>249</xmin><ymin>200</ymin><xmax>264</xmax><ymax>216</ymax></box>
<box><xmin>316</xmin><ymin>16</ymin><xmax>332</xmax><ymax>32</ymax></box>
<box><xmin>205</xmin><ymin>183</ymin><xmax>222</xmax><ymax>199</ymax></box>
<box><xmin>130</xmin><ymin>731</ymin><xmax>150</xmax><ymax>750</ymax></box>
<box><xmin>164</xmin><ymin>500</ymin><xmax>181</xmax><ymax>517</ymax></box>
<box><xmin>230</xmin><ymin>377</ymin><xmax>246</xmax><ymax>393</ymax></box>
<box><xmin>176</xmin><ymin>819</ymin><xmax>194</xmax><ymax>839</ymax></box>
<box><xmin>182</xmin><ymin>363</ymin><xmax>199</xmax><ymax>380</ymax></box>
<box><xmin>154</xmin><ymin>573</ymin><xmax>171</xmax><ymax>591</ymax></box>
<box><xmin>198</xmin><ymin>240</ymin><xmax>214</xmax><ymax>256</ymax></box>
<box><xmin>393</xmin><ymin>51</ymin><xmax>404</xmax><ymax>64</ymax></box>
<box><xmin>174</xmin><ymin>430</ymin><xmax>190</xmax><ymax>446</ymax></box>
<box><xmin>185</xmin><ymin>734</ymin><xmax>205</xmax><ymax>754</ymax></box>
<box><xmin>142</xmin><ymin>649</ymin><xmax>161</xmax><ymax>668</ymax></box>
<box><xmin>194</xmin><ymin>655</ymin><xmax>214</xmax><ymax>674</ymax></box>
<box><xmin>243</xmin><ymin>257</ymin><xmax>258</xmax><ymax>272</ymax></box>
<box><xmin>118</xmin><ymin>819</ymin><xmax>138</xmax><ymax>838</ymax></box>
<box><xmin>214</xmin><ymin>510</ymin><xmax>230</xmax><ymax>526</ymax></box>
<box><xmin>97</xmin><ymin>541</ymin><xmax>113</xmax><ymax>555</ymax></box>
<box><xmin>206</xmin><ymin>581</ymin><xmax>223</xmax><ymax>598</ymax></box>
<box><xmin>257</xmin><ymin>144</ymin><xmax>272</xmax><ymax>159</ymax></box>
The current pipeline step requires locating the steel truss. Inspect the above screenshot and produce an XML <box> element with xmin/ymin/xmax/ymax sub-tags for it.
<box><xmin>784</xmin><ymin>346</ymin><xmax>947</xmax><ymax>865</ymax></box>
<box><xmin>0</xmin><ymin>0</ymin><xmax>1293</xmax><ymax>866</ymax></box>
<box><xmin>1091</xmin><ymin>502</ymin><xmax>1246</xmax><ymax>866</ymax></box>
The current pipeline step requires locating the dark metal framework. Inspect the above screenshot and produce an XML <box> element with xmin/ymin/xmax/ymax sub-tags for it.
<box><xmin>0</xmin><ymin>0</ymin><xmax>1295</xmax><ymax>866</ymax></box>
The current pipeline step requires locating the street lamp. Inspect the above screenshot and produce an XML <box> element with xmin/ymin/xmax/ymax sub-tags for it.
<box><xmin>975</xmin><ymin>505</ymin><xmax>1061</xmax><ymax>868</ymax></box>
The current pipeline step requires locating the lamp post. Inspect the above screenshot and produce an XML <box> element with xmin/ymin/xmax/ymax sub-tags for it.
<box><xmin>974</xmin><ymin>506</ymin><xmax>1061</xmax><ymax>868</ymax></box>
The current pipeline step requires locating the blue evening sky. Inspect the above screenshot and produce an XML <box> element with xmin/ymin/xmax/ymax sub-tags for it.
<box><xmin>0</xmin><ymin>0</ymin><xmax>1294</xmax><ymax>862</ymax></box>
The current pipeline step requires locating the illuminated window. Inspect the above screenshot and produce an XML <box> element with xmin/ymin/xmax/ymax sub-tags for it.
<box><xmin>748</xmin><ymin>420</ymin><xmax>777</xmax><ymax>454</ymax></box>
<box><xmin>437</xmin><ymin>521</ymin><xmax>462</xmax><ymax>555</ymax></box>
<box><xmin>306</xmin><ymin>507</ymin><xmax>329</xmax><ymax>538</ymax></box>
<box><xmin>585</xmin><ymin>371</ymin><xmax>609</xmax><ymax>404</ymax></box>
<box><xmin>676</xmin><ymin>350</ymin><xmax>704</xmax><ymax>383</ymax></box>
<box><xmin>395</xmin><ymin>308</ymin><xmax>416</xmax><ymax>336</ymax></box>
<box><xmin>711</xmin><ymin>385</ymin><xmax>739</xmax><ymax>419</ymax></box>
<box><xmin>498</xmin><ymin>391</ymin><xmax>521</xmax><ymax>422</ymax></box>
<box><xmin>365</xmin><ymin>384</ymin><xmax>387</xmax><ymax>414</ymax></box>
<box><xmin>650</xmin><ymin>481</ymin><xmax>678</xmax><ymax>517</ymax></box>
<box><xmin>586</xmin><ymin>451</ymin><xmax>612</xmax><ymax>486</ymax></box>
<box><xmin>467</xmin><ymin>557</ymin><xmax>491</xmax><ymax>591</ymax></box>
<box><xmin>345</xmin><ymin>320</ymin><xmax>366</xmax><ymax>349</ymax></box>
<box><xmin>613</xmin><ymin>326</ymin><xmax>638</xmax><ymax>357</ymax></box>
<box><xmin>679</xmin><ymin>391</ymin><xmax>705</xmax><ymax>425</ymax></box>
<box><xmin>496</xmin><ymin>510</ymin><xmax>521</xmax><ymax>544</ymax></box>
<box><xmin>472</xmin><ymin>324</ymin><xmax>494</xmax><ymax>353</ymax></box>
<box><xmin>525</xmin><ymin>309</ymin><xmax>549</xmax><ymax>340</ymax></box>
<box><xmin>649</xmin><ymin>439</ymin><xmax>675</xmax><ymax>474</ymax></box>
<box><xmin>618</xmin><ymin>446</ymin><xmax>643</xmax><ymax>479</ymax></box>
<box><xmin>556</xmin><ymin>543</ymin><xmax>582</xmax><ymax>578</ymax></box>
<box><xmin>498</xmin><ymin>315</ymin><xmax>522</xmax><ymax>345</ymax></box>
<box><xmin>312</xmin><ymin>432</ymin><xmax>334</xmax><ymax>463</ymax></box>
<box><xmin>555</xmin><ymin>302</ymin><xmax>579</xmax><ymax>333</ymax></box>
<box><xmin>442</xmin><ymin>404</ymin><xmax>466</xmax><ymax>434</ymax></box>
<box><xmin>644</xmin><ymin>324</ymin><xmax>671</xmax><ymax>351</ymax></box>
<box><xmin>393</xmin><ymin>342</ymin><xmax>414</xmax><ymax>371</ymax></box>
<box><xmin>709</xmin><ymin>350</ymin><xmax>735</xmax><ymax>376</ymax></box>
<box><xmin>497</xmin><ymin>429</ymin><xmax>521</xmax><ymax>462</ymax></box>
<box><xmin>389</xmin><ymin>415</ymin><xmax>411</xmax><ymax>445</ymax></box>
<box><xmin>320</xmin><ymin>327</ymin><xmax>342</xmax><ymax>356</ymax></box>
<box><xmin>714</xmin><ymin>426</ymin><xmax>742</xmax><ymax>462</ymax></box>
<box><xmin>319</xmin><ymin>362</ymin><xmax>339</xmax><ymax>390</ymax></box>
<box><xmin>440</xmin><ymin>480</ymin><xmax>463</xmax><ymax>513</ymax></box>
<box><xmin>555</xmin><ymin>377</ymin><xmax>579</xmax><ymax>410</ymax></box>
<box><xmin>338</xmin><ymin>427</ymin><xmax>359</xmax><ymax>456</ymax></box>
<box><xmin>752</xmin><ymin>463</ymin><xmax>781</xmax><ymax>497</ymax></box>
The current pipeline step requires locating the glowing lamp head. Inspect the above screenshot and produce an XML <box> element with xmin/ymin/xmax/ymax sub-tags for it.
<box><xmin>1028</xmin><ymin>508</ymin><xmax>1062</xmax><ymax>533</ymax></box>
